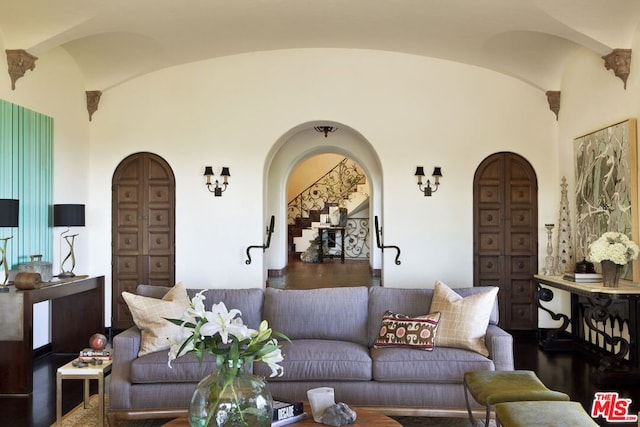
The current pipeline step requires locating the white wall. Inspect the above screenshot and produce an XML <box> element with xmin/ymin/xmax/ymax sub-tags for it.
<box><xmin>0</xmin><ymin>44</ymin><xmax>93</xmax><ymax>346</ymax></box>
<box><xmin>10</xmin><ymin>40</ymin><xmax>638</xmax><ymax>332</ymax></box>
<box><xmin>80</xmin><ymin>48</ymin><xmax>559</xmax><ymax>327</ymax></box>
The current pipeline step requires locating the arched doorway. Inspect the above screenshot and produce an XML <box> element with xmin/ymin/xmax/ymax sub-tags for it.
<box><xmin>264</xmin><ymin>123</ymin><xmax>383</xmax><ymax>285</ymax></box>
<box><xmin>473</xmin><ymin>152</ymin><xmax>538</xmax><ymax>330</ymax></box>
<box><xmin>111</xmin><ymin>152</ymin><xmax>176</xmax><ymax>330</ymax></box>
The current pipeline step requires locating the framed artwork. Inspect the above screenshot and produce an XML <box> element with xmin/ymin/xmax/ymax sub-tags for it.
<box><xmin>574</xmin><ymin>118</ymin><xmax>639</xmax><ymax>281</ymax></box>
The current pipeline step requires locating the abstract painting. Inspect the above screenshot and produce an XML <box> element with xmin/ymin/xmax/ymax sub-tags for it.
<box><xmin>574</xmin><ymin>119</ymin><xmax>638</xmax><ymax>281</ymax></box>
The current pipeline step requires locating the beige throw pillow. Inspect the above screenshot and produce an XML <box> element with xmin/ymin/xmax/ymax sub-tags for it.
<box><xmin>122</xmin><ymin>282</ymin><xmax>190</xmax><ymax>357</ymax></box>
<box><xmin>429</xmin><ymin>280</ymin><xmax>498</xmax><ymax>356</ymax></box>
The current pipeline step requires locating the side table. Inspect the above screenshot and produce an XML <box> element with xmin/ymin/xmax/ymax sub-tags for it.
<box><xmin>56</xmin><ymin>358</ymin><xmax>112</xmax><ymax>427</ymax></box>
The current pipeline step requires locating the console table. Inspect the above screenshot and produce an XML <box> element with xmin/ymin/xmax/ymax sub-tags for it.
<box><xmin>318</xmin><ymin>227</ymin><xmax>345</xmax><ymax>263</ymax></box>
<box><xmin>0</xmin><ymin>275</ymin><xmax>104</xmax><ymax>395</ymax></box>
<box><xmin>534</xmin><ymin>274</ymin><xmax>640</xmax><ymax>384</ymax></box>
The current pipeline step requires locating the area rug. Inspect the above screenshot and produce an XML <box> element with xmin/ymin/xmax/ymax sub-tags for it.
<box><xmin>53</xmin><ymin>394</ymin><xmax>487</xmax><ymax>426</ymax></box>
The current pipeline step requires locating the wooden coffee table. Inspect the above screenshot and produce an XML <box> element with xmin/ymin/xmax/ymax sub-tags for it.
<box><xmin>162</xmin><ymin>402</ymin><xmax>401</xmax><ymax>426</ymax></box>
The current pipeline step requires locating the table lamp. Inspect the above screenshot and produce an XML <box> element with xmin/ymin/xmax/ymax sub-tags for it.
<box><xmin>0</xmin><ymin>199</ymin><xmax>19</xmax><ymax>289</ymax></box>
<box><xmin>54</xmin><ymin>204</ymin><xmax>85</xmax><ymax>278</ymax></box>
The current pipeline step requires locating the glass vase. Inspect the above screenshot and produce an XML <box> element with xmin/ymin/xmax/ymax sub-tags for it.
<box><xmin>189</xmin><ymin>360</ymin><xmax>273</xmax><ymax>427</ymax></box>
<box><xmin>600</xmin><ymin>260</ymin><xmax>623</xmax><ymax>288</ymax></box>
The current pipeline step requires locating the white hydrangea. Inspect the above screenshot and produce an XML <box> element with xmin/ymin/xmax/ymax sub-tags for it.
<box><xmin>588</xmin><ymin>232</ymin><xmax>640</xmax><ymax>265</ymax></box>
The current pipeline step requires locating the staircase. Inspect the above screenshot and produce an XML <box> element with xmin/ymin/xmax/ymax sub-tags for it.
<box><xmin>287</xmin><ymin>158</ymin><xmax>370</xmax><ymax>259</ymax></box>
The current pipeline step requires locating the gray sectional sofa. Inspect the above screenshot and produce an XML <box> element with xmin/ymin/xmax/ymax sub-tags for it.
<box><xmin>108</xmin><ymin>285</ymin><xmax>514</xmax><ymax>422</ymax></box>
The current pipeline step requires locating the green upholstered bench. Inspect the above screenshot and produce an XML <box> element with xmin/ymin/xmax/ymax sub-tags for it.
<box><xmin>494</xmin><ymin>401</ymin><xmax>598</xmax><ymax>426</ymax></box>
<box><xmin>463</xmin><ymin>370</ymin><xmax>570</xmax><ymax>426</ymax></box>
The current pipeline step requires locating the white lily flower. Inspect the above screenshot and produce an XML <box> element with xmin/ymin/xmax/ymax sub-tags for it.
<box><xmin>186</xmin><ymin>290</ymin><xmax>207</xmax><ymax>318</ymax></box>
<box><xmin>260</xmin><ymin>341</ymin><xmax>284</xmax><ymax>377</ymax></box>
<box><xmin>167</xmin><ymin>329</ymin><xmax>195</xmax><ymax>368</ymax></box>
<box><xmin>200</xmin><ymin>302</ymin><xmax>244</xmax><ymax>343</ymax></box>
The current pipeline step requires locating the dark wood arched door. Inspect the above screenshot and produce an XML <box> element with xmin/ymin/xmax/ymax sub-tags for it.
<box><xmin>111</xmin><ymin>152</ymin><xmax>176</xmax><ymax>330</ymax></box>
<box><xmin>473</xmin><ymin>152</ymin><xmax>538</xmax><ymax>330</ymax></box>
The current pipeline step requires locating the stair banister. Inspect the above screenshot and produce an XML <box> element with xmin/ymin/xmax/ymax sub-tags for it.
<box><xmin>374</xmin><ymin>215</ymin><xmax>401</xmax><ymax>265</ymax></box>
<box><xmin>245</xmin><ymin>215</ymin><xmax>275</xmax><ymax>265</ymax></box>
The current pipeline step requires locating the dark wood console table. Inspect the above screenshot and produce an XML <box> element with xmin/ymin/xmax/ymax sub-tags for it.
<box><xmin>0</xmin><ymin>275</ymin><xmax>104</xmax><ymax>395</ymax></box>
<box><xmin>318</xmin><ymin>227</ymin><xmax>345</xmax><ymax>263</ymax></box>
<box><xmin>534</xmin><ymin>274</ymin><xmax>640</xmax><ymax>384</ymax></box>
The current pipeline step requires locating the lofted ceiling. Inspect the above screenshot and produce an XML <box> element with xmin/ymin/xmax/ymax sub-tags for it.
<box><xmin>1</xmin><ymin>0</ymin><xmax>639</xmax><ymax>92</ymax></box>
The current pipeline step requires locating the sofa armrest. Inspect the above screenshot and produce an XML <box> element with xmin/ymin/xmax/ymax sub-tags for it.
<box><xmin>109</xmin><ymin>326</ymin><xmax>141</xmax><ymax>411</ymax></box>
<box><xmin>485</xmin><ymin>324</ymin><xmax>514</xmax><ymax>371</ymax></box>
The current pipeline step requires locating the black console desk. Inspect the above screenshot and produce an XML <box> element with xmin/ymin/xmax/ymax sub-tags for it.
<box><xmin>534</xmin><ymin>274</ymin><xmax>640</xmax><ymax>384</ymax></box>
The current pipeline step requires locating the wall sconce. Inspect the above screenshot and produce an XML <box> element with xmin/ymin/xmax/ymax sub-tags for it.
<box><xmin>54</xmin><ymin>204</ymin><xmax>85</xmax><ymax>278</ymax></box>
<box><xmin>0</xmin><ymin>199</ymin><xmax>19</xmax><ymax>289</ymax></box>
<box><xmin>415</xmin><ymin>166</ymin><xmax>443</xmax><ymax>196</ymax></box>
<box><xmin>204</xmin><ymin>166</ymin><xmax>230</xmax><ymax>197</ymax></box>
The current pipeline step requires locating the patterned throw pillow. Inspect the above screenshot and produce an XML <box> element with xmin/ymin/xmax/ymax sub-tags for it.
<box><xmin>429</xmin><ymin>280</ymin><xmax>499</xmax><ymax>356</ymax></box>
<box><xmin>374</xmin><ymin>310</ymin><xmax>441</xmax><ymax>350</ymax></box>
<box><xmin>122</xmin><ymin>282</ymin><xmax>190</xmax><ymax>357</ymax></box>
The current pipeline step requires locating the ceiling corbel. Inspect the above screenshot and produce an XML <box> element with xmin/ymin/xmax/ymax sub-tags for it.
<box><xmin>5</xmin><ymin>49</ymin><xmax>38</xmax><ymax>90</ymax></box>
<box><xmin>545</xmin><ymin>91</ymin><xmax>560</xmax><ymax>120</ymax></box>
<box><xmin>602</xmin><ymin>49</ymin><xmax>632</xmax><ymax>89</ymax></box>
<box><xmin>86</xmin><ymin>90</ymin><xmax>102</xmax><ymax>121</ymax></box>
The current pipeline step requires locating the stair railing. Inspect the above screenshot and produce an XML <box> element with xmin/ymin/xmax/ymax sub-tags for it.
<box><xmin>287</xmin><ymin>158</ymin><xmax>365</xmax><ymax>225</ymax></box>
<box><xmin>245</xmin><ymin>215</ymin><xmax>275</xmax><ymax>265</ymax></box>
<box><xmin>374</xmin><ymin>215</ymin><xmax>401</xmax><ymax>265</ymax></box>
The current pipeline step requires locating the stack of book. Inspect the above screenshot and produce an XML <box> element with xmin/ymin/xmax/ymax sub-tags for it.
<box><xmin>563</xmin><ymin>272</ymin><xmax>602</xmax><ymax>283</ymax></box>
<box><xmin>272</xmin><ymin>399</ymin><xmax>306</xmax><ymax>426</ymax></box>
<box><xmin>78</xmin><ymin>347</ymin><xmax>112</xmax><ymax>361</ymax></box>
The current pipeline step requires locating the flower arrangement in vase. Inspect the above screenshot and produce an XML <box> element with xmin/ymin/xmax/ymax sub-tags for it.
<box><xmin>167</xmin><ymin>291</ymin><xmax>288</xmax><ymax>426</ymax></box>
<box><xmin>588</xmin><ymin>232</ymin><xmax>640</xmax><ymax>287</ymax></box>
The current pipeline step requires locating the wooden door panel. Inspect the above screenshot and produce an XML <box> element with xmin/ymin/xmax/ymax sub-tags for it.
<box><xmin>510</xmin><ymin>279</ymin><xmax>534</xmax><ymax>302</ymax></box>
<box><xmin>479</xmin><ymin>185</ymin><xmax>501</xmax><ymax>203</ymax></box>
<box><xmin>479</xmin><ymin>209</ymin><xmax>500</xmax><ymax>227</ymax></box>
<box><xmin>112</xmin><ymin>152</ymin><xmax>175</xmax><ymax>330</ymax></box>
<box><xmin>510</xmin><ymin>209</ymin><xmax>532</xmax><ymax>227</ymax></box>
<box><xmin>509</xmin><ymin>233</ymin><xmax>532</xmax><ymax>253</ymax></box>
<box><xmin>474</xmin><ymin>152</ymin><xmax>537</xmax><ymax>330</ymax></box>
<box><xmin>510</xmin><ymin>303</ymin><xmax>535</xmax><ymax>329</ymax></box>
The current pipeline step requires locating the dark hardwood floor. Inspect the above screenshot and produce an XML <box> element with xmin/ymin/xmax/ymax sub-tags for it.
<box><xmin>2</xmin><ymin>259</ymin><xmax>638</xmax><ymax>426</ymax></box>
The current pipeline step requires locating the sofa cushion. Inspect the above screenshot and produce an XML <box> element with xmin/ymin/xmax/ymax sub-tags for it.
<box><xmin>123</xmin><ymin>282</ymin><xmax>191</xmax><ymax>357</ymax></box>
<box><xmin>130</xmin><ymin>350</ymin><xmax>218</xmax><ymax>383</ymax></box>
<box><xmin>367</xmin><ymin>287</ymin><xmax>499</xmax><ymax>347</ymax></box>
<box><xmin>373</xmin><ymin>311</ymin><xmax>440</xmax><ymax>350</ymax></box>
<box><xmin>263</xmin><ymin>287</ymin><xmax>369</xmax><ymax>345</ymax></box>
<box><xmin>371</xmin><ymin>346</ymin><xmax>495</xmax><ymax>383</ymax></box>
<box><xmin>255</xmin><ymin>339</ymin><xmax>372</xmax><ymax>381</ymax></box>
<box><xmin>429</xmin><ymin>281</ymin><xmax>499</xmax><ymax>357</ymax></box>
<box><xmin>135</xmin><ymin>285</ymin><xmax>264</xmax><ymax>330</ymax></box>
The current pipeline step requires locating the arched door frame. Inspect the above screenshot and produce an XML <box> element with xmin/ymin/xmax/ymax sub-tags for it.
<box><xmin>263</xmin><ymin>122</ymin><xmax>383</xmax><ymax>280</ymax></box>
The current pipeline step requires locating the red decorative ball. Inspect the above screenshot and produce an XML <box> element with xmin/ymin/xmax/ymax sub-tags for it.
<box><xmin>89</xmin><ymin>333</ymin><xmax>108</xmax><ymax>350</ymax></box>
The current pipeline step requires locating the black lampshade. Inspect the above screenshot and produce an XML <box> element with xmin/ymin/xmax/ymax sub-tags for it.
<box><xmin>414</xmin><ymin>166</ymin><xmax>425</xmax><ymax>177</ymax></box>
<box><xmin>203</xmin><ymin>166</ymin><xmax>214</xmax><ymax>176</ymax></box>
<box><xmin>220</xmin><ymin>167</ymin><xmax>231</xmax><ymax>177</ymax></box>
<box><xmin>432</xmin><ymin>167</ymin><xmax>443</xmax><ymax>177</ymax></box>
<box><xmin>0</xmin><ymin>199</ymin><xmax>19</xmax><ymax>227</ymax></box>
<box><xmin>54</xmin><ymin>204</ymin><xmax>85</xmax><ymax>227</ymax></box>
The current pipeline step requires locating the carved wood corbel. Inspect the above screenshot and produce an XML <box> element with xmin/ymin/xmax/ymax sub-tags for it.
<box><xmin>5</xmin><ymin>49</ymin><xmax>38</xmax><ymax>90</ymax></box>
<box><xmin>86</xmin><ymin>90</ymin><xmax>102</xmax><ymax>121</ymax></box>
<box><xmin>602</xmin><ymin>49</ymin><xmax>632</xmax><ymax>89</ymax></box>
<box><xmin>545</xmin><ymin>90</ymin><xmax>560</xmax><ymax>120</ymax></box>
